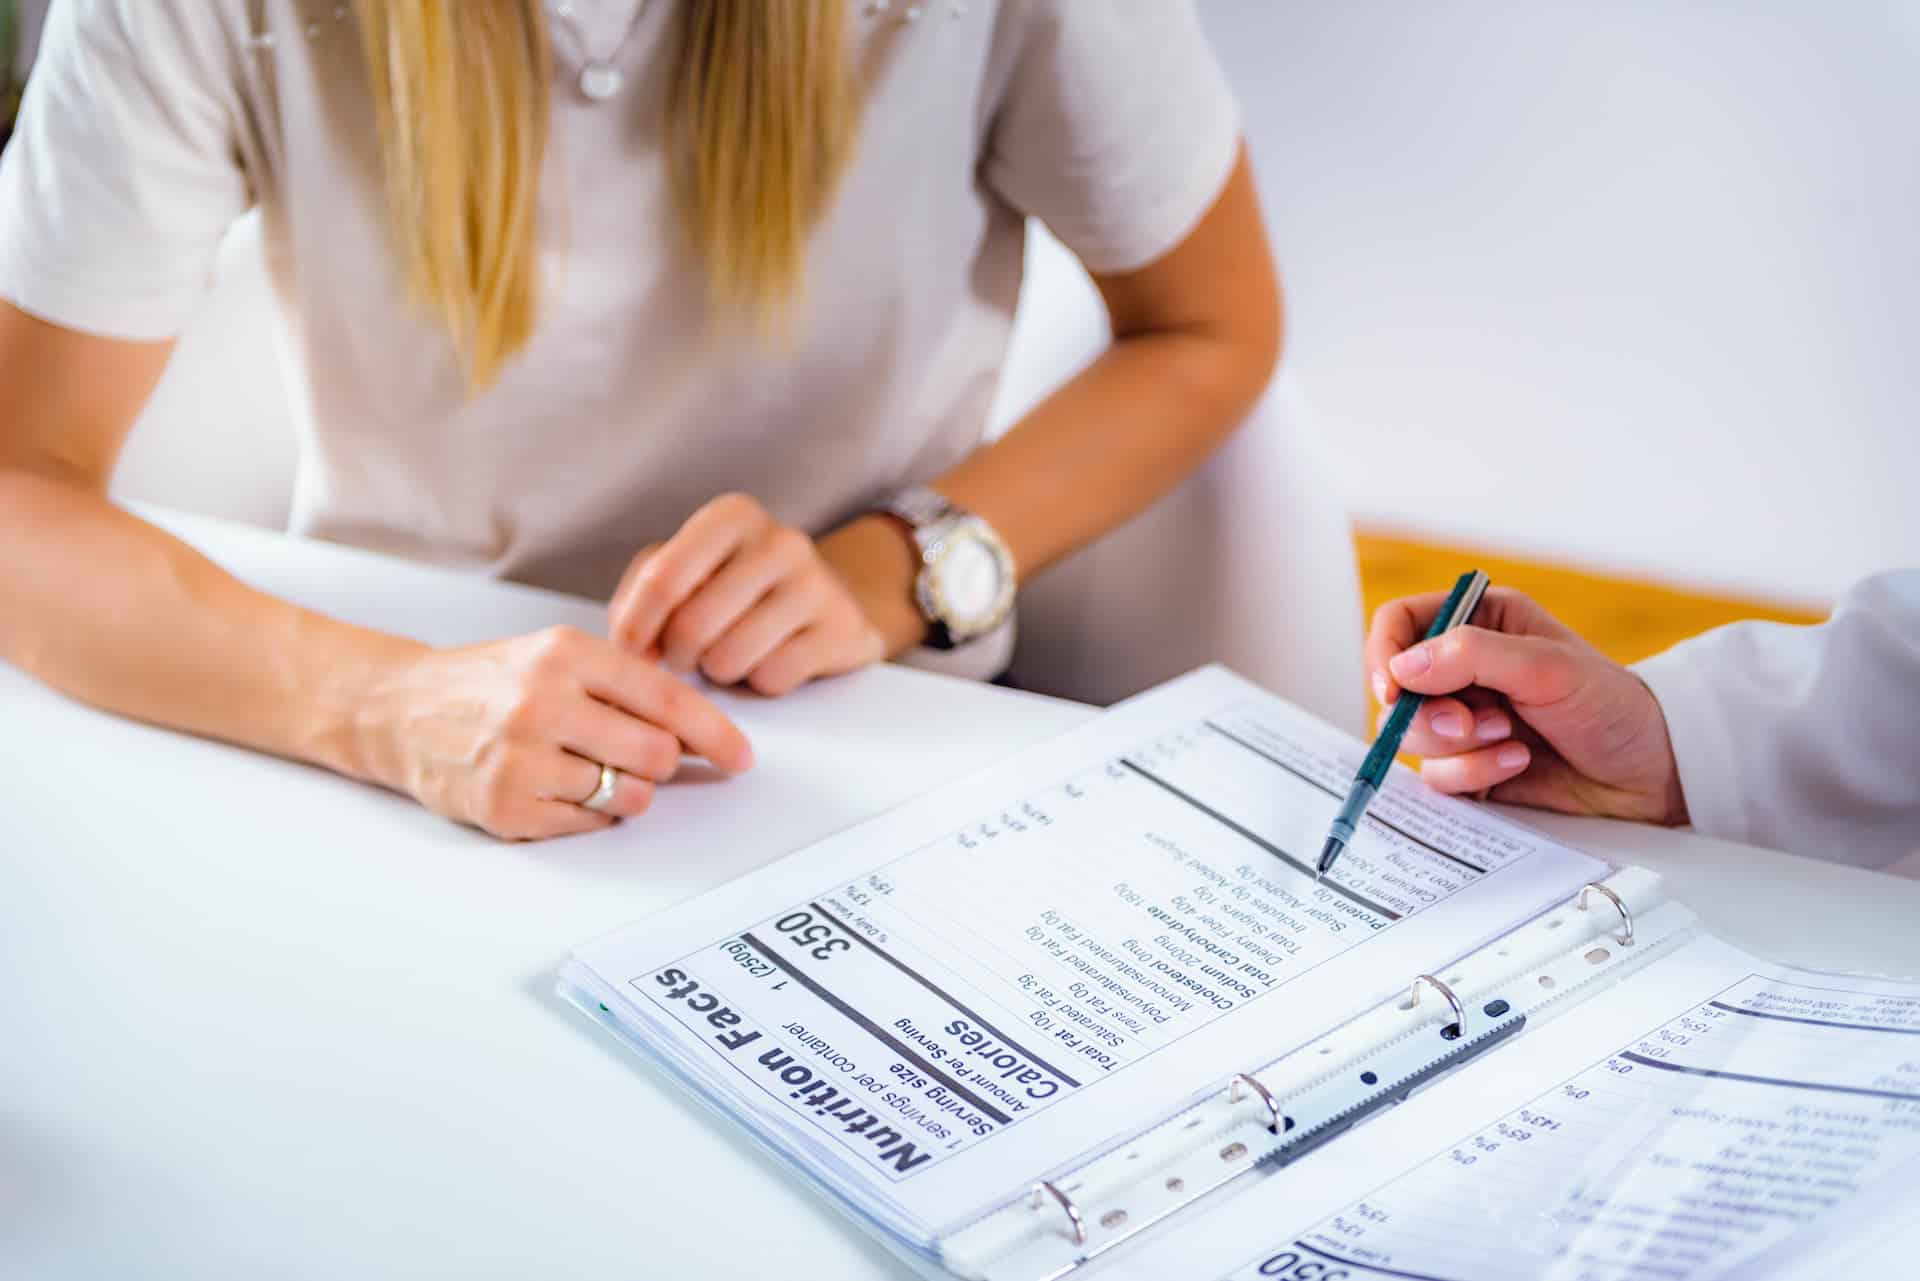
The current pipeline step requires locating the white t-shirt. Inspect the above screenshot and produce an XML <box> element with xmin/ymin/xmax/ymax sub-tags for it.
<box><xmin>0</xmin><ymin>0</ymin><xmax>1240</xmax><ymax>600</ymax></box>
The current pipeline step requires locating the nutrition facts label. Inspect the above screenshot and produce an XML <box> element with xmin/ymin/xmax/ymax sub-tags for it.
<box><xmin>633</xmin><ymin>700</ymin><xmax>1561</xmax><ymax>1183</ymax></box>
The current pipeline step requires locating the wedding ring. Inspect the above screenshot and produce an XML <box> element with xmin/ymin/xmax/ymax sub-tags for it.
<box><xmin>581</xmin><ymin>762</ymin><xmax>620</xmax><ymax>812</ymax></box>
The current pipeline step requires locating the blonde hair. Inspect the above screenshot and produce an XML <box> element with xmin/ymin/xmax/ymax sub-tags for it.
<box><xmin>355</xmin><ymin>0</ymin><xmax>859</xmax><ymax>392</ymax></box>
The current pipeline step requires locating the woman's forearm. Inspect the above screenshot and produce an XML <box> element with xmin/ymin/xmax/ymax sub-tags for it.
<box><xmin>819</xmin><ymin>330</ymin><xmax>1277</xmax><ymax>664</ymax></box>
<box><xmin>1</xmin><ymin>468</ymin><xmax>756</xmax><ymax>840</ymax></box>
<box><xmin>820</xmin><ymin>330</ymin><xmax>1273</xmax><ymax>656</ymax></box>
<box><xmin>821</xmin><ymin>148</ymin><xmax>1281</xmax><ymax>654</ymax></box>
<box><xmin>0</xmin><ymin>468</ymin><xmax>425</xmax><ymax>784</ymax></box>
<box><xmin>932</xmin><ymin>324</ymin><xmax>1273</xmax><ymax>578</ymax></box>
<box><xmin>942</xmin><ymin>149</ymin><xmax>1281</xmax><ymax>577</ymax></box>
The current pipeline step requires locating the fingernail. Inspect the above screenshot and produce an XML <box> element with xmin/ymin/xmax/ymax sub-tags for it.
<box><xmin>1497</xmin><ymin>743</ymin><xmax>1530</xmax><ymax>770</ymax></box>
<box><xmin>1371</xmin><ymin>672</ymin><xmax>1390</xmax><ymax>705</ymax></box>
<box><xmin>1476</xmin><ymin>714</ymin><xmax>1511</xmax><ymax>742</ymax></box>
<box><xmin>1390</xmin><ymin>646</ymin><xmax>1431</xmax><ymax>679</ymax></box>
<box><xmin>1431</xmin><ymin>712</ymin><xmax>1466</xmax><ymax>739</ymax></box>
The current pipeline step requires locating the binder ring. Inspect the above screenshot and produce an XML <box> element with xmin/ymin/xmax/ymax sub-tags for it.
<box><xmin>1228</xmin><ymin>1072</ymin><xmax>1285</xmax><ymax>1135</ymax></box>
<box><xmin>1031</xmin><ymin>1179</ymin><xmax>1087</xmax><ymax>1247</ymax></box>
<box><xmin>1410</xmin><ymin>974</ymin><xmax>1466</xmax><ymax>1039</ymax></box>
<box><xmin>1579</xmin><ymin>882</ymin><xmax>1634</xmax><ymax>946</ymax></box>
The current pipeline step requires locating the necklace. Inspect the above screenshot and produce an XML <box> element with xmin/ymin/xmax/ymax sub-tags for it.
<box><xmin>548</xmin><ymin>0</ymin><xmax>651</xmax><ymax>103</ymax></box>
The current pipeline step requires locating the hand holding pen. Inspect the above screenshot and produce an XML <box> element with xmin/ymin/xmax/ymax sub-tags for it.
<box><xmin>1318</xmin><ymin>571</ymin><xmax>1490</xmax><ymax>880</ymax></box>
<box><xmin>1362</xmin><ymin>584</ymin><xmax>1689</xmax><ymax>826</ymax></box>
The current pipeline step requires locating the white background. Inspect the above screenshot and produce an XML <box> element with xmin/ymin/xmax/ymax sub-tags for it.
<box><xmin>1200</xmin><ymin>0</ymin><xmax>1920</xmax><ymax>605</ymax></box>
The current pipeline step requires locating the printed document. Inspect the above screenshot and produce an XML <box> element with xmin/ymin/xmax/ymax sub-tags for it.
<box><xmin>1107</xmin><ymin>925</ymin><xmax>1920</xmax><ymax>1281</ymax></box>
<box><xmin>563</xmin><ymin>667</ymin><xmax>1608</xmax><ymax>1242</ymax></box>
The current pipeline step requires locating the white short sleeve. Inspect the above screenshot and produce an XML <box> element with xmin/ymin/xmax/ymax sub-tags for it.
<box><xmin>0</xmin><ymin>0</ymin><xmax>250</xmax><ymax>340</ymax></box>
<box><xmin>984</xmin><ymin>1</ymin><xmax>1241</xmax><ymax>275</ymax></box>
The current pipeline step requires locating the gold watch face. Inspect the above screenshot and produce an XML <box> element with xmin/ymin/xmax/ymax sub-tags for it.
<box><xmin>921</xmin><ymin>519</ymin><xmax>1015</xmax><ymax>638</ymax></box>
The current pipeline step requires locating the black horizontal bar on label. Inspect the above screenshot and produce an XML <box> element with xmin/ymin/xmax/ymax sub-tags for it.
<box><xmin>1119</xmin><ymin>758</ymin><xmax>1403</xmax><ymax>923</ymax></box>
<box><xmin>1617</xmin><ymin>1050</ymin><xmax>1920</xmax><ymax>1102</ymax></box>
<box><xmin>740</xmin><ymin>931</ymin><xmax>1015</xmax><ymax>1125</ymax></box>
<box><xmin>1203</xmin><ymin>720</ymin><xmax>1489</xmax><ymax>877</ymax></box>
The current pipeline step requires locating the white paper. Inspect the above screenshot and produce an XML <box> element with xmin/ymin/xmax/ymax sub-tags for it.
<box><xmin>565</xmin><ymin>667</ymin><xmax>1609</xmax><ymax>1246</ymax></box>
<box><xmin>1204</xmin><ymin>930</ymin><xmax>1920</xmax><ymax>1281</ymax></box>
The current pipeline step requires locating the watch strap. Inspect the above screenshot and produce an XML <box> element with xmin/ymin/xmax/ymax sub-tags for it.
<box><xmin>878</xmin><ymin>485</ymin><xmax>957</xmax><ymax>531</ymax></box>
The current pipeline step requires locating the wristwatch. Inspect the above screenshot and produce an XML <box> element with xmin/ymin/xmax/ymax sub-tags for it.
<box><xmin>877</xmin><ymin>486</ymin><xmax>1017</xmax><ymax>650</ymax></box>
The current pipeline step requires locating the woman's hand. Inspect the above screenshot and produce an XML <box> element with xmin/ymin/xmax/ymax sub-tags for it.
<box><xmin>361</xmin><ymin>626</ymin><xmax>753</xmax><ymax>841</ymax></box>
<box><xmin>608</xmin><ymin>494</ymin><xmax>897</xmax><ymax>696</ymax></box>
<box><xmin>1366</xmin><ymin>587</ymin><xmax>1688</xmax><ymax>824</ymax></box>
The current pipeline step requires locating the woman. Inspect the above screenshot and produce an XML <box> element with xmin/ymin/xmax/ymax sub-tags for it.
<box><xmin>0</xmin><ymin>0</ymin><xmax>1280</xmax><ymax>839</ymax></box>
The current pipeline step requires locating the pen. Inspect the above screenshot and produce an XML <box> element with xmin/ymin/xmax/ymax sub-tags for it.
<box><xmin>1317</xmin><ymin>569</ymin><xmax>1492</xmax><ymax>881</ymax></box>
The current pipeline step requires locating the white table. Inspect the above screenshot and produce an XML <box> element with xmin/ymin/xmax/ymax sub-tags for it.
<box><xmin>5</xmin><ymin>512</ymin><xmax>1916</xmax><ymax>1280</ymax></box>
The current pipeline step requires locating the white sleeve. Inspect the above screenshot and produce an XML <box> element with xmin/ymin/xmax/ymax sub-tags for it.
<box><xmin>1634</xmin><ymin>571</ymin><xmax>1920</xmax><ymax>869</ymax></box>
<box><xmin>982</xmin><ymin>0</ymin><xmax>1240</xmax><ymax>275</ymax></box>
<box><xmin>0</xmin><ymin>0</ymin><xmax>251</xmax><ymax>340</ymax></box>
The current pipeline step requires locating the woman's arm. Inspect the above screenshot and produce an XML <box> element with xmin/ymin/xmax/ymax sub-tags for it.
<box><xmin>613</xmin><ymin>148</ymin><xmax>1281</xmax><ymax>679</ymax></box>
<box><xmin>0</xmin><ymin>301</ymin><xmax>750</xmax><ymax>839</ymax></box>
<box><xmin>0</xmin><ymin>303</ymin><xmax>406</xmax><ymax>766</ymax></box>
<box><xmin>820</xmin><ymin>146</ymin><xmax>1282</xmax><ymax>653</ymax></box>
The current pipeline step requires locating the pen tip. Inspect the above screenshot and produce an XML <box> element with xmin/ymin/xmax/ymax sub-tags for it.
<box><xmin>1316</xmin><ymin>836</ymin><xmax>1343</xmax><ymax>881</ymax></box>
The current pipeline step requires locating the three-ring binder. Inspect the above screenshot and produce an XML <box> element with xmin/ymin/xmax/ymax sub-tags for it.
<box><xmin>942</xmin><ymin>870</ymin><xmax>1683</xmax><ymax>1281</ymax></box>
<box><xmin>557</xmin><ymin>662</ymin><xmax>1709</xmax><ymax>1281</ymax></box>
